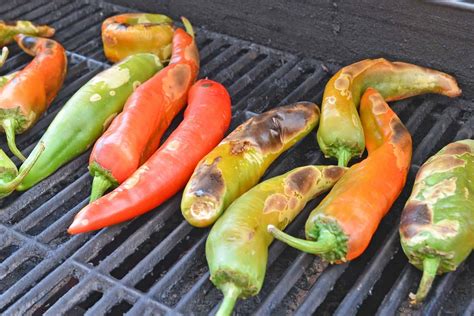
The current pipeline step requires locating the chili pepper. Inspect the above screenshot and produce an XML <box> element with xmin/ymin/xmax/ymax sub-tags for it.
<box><xmin>181</xmin><ymin>102</ymin><xmax>320</xmax><ymax>228</ymax></box>
<box><xmin>207</xmin><ymin>164</ymin><xmax>346</xmax><ymax>316</ymax></box>
<box><xmin>68</xmin><ymin>79</ymin><xmax>231</xmax><ymax>234</ymax></box>
<box><xmin>0</xmin><ymin>20</ymin><xmax>54</xmax><ymax>46</ymax></box>
<box><xmin>0</xmin><ymin>53</ymin><xmax>163</xmax><ymax>194</ymax></box>
<box><xmin>269</xmin><ymin>88</ymin><xmax>412</xmax><ymax>262</ymax></box>
<box><xmin>0</xmin><ymin>35</ymin><xmax>67</xmax><ymax>161</ymax></box>
<box><xmin>88</xmin><ymin>17</ymin><xmax>199</xmax><ymax>202</ymax></box>
<box><xmin>317</xmin><ymin>58</ymin><xmax>461</xmax><ymax>167</ymax></box>
<box><xmin>102</xmin><ymin>13</ymin><xmax>174</xmax><ymax>63</ymax></box>
<box><xmin>399</xmin><ymin>139</ymin><xmax>474</xmax><ymax>304</ymax></box>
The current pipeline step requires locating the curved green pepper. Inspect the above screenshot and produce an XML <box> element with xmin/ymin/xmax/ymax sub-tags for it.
<box><xmin>3</xmin><ymin>53</ymin><xmax>163</xmax><ymax>192</ymax></box>
<box><xmin>400</xmin><ymin>139</ymin><xmax>474</xmax><ymax>304</ymax></box>
<box><xmin>181</xmin><ymin>102</ymin><xmax>320</xmax><ymax>227</ymax></box>
<box><xmin>317</xmin><ymin>58</ymin><xmax>461</xmax><ymax>166</ymax></box>
<box><xmin>206</xmin><ymin>165</ymin><xmax>346</xmax><ymax>316</ymax></box>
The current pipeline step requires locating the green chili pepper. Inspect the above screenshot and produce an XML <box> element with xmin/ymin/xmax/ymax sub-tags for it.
<box><xmin>181</xmin><ymin>102</ymin><xmax>320</xmax><ymax>227</ymax></box>
<box><xmin>206</xmin><ymin>165</ymin><xmax>346</xmax><ymax>316</ymax></box>
<box><xmin>317</xmin><ymin>58</ymin><xmax>461</xmax><ymax>166</ymax></box>
<box><xmin>400</xmin><ymin>139</ymin><xmax>474</xmax><ymax>304</ymax></box>
<box><xmin>1</xmin><ymin>53</ymin><xmax>163</xmax><ymax>192</ymax></box>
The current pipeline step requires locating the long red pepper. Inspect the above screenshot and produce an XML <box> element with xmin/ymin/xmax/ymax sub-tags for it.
<box><xmin>68</xmin><ymin>79</ymin><xmax>231</xmax><ymax>234</ymax></box>
<box><xmin>88</xmin><ymin>17</ymin><xmax>199</xmax><ymax>202</ymax></box>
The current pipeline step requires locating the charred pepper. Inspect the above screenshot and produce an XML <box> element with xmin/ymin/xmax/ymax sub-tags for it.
<box><xmin>207</xmin><ymin>164</ymin><xmax>346</xmax><ymax>316</ymax></box>
<box><xmin>400</xmin><ymin>139</ymin><xmax>474</xmax><ymax>304</ymax></box>
<box><xmin>0</xmin><ymin>20</ymin><xmax>54</xmax><ymax>46</ymax></box>
<box><xmin>270</xmin><ymin>88</ymin><xmax>412</xmax><ymax>262</ymax></box>
<box><xmin>317</xmin><ymin>58</ymin><xmax>461</xmax><ymax>166</ymax></box>
<box><xmin>181</xmin><ymin>102</ymin><xmax>320</xmax><ymax>227</ymax></box>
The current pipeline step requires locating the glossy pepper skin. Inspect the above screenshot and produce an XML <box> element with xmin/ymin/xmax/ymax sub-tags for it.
<box><xmin>68</xmin><ymin>79</ymin><xmax>231</xmax><ymax>234</ymax></box>
<box><xmin>181</xmin><ymin>102</ymin><xmax>320</xmax><ymax>228</ymax></box>
<box><xmin>88</xmin><ymin>18</ymin><xmax>199</xmax><ymax>202</ymax></box>
<box><xmin>317</xmin><ymin>58</ymin><xmax>461</xmax><ymax>167</ymax></box>
<box><xmin>3</xmin><ymin>53</ymin><xmax>163</xmax><ymax>192</ymax></box>
<box><xmin>0</xmin><ymin>20</ymin><xmax>54</xmax><ymax>46</ymax></box>
<box><xmin>207</xmin><ymin>165</ymin><xmax>346</xmax><ymax>316</ymax></box>
<box><xmin>400</xmin><ymin>140</ymin><xmax>474</xmax><ymax>304</ymax></box>
<box><xmin>102</xmin><ymin>13</ymin><xmax>174</xmax><ymax>63</ymax></box>
<box><xmin>270</xmin><ymin>88</ymin><xmax>412</xmax><ymax>262</ymax></box>
<box><xmin>0</xmin><ymin>35</ymin><xmax>67</xmax><ymax>161</ymax></box>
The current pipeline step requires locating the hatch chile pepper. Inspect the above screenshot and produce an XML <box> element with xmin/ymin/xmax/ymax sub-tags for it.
<box><xmin>0</xmin><ymin>20</ymin><xmax>54</xmax><ymax>46</ymax></box>
<box><xmin>102</xmin><ymin>13</ymin><xmax>174</xmax><ymax>63</ymax></box>
<box><xmin>181</xmin><ymin>102</ymin><xmax>320</xmax><ymax>228</ymax></box>
<box><xmin>88</xmin><ymin>17</ymin><xmax>199</xmax><ymax>202</ymax></box>
<box><xmin>270</xmin><ymin>88</ymin><xmax>412</xmax><ymax>262</ymax></box>
<box><xmin>0</xmin><ymin>53</ymin><xmax>163</xmax><ymax>193</ymax></box>
<box><xmin>400</xmin><ymin>139</ymin><xmax>474</xmax><ymax>304</ymax></box>
<box><xmin>207</xmin><ymin>164</ymin><xmax>346</xmax><ymax>316</ymax></box>
<box><xmin>68</xmin><ymin>79</ymin><xmax>231</xmax><ymax>234</ymax></box>
<box><xmin>0</xmin><ymin>35</ymin><xmax>67</xmax><ymax>161</ymax></box>
<box><xmin>317</xmin><ymin>58</ymin><xmax>461</xmax><ymax>167</ymax></box>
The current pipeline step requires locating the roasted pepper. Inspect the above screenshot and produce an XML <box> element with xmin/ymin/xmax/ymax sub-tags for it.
<box><xmin>68</xmin><ymin>79</ymin><xmax>231</xmax><ymax>234</ymax></box>
<box><xmin>0</xmin><ymin>53</ymin><xmax>162</xmax><ymax>194</ymax></box>
<box><xmin>207</xmin><ymin>164</ymin><xmax>346</xmax><ymax>316</ymax></box>
<box><xmin>270</xmin><ymin>88</ymin><xmax>412</xmax><ymax>262</ymax></box>
<box><xmin>88</xmin><ymin>18</ymin><xmax>199</xmax><ymax>201</ymax></box>
<box><xmin>317</xmin><ymin>58</ymin><xmax>461</xmax><ymax>166</ymax></box>
<box><xmin>400</xmin><ymin>139</ymin><xmax>474</xmax><ymax>304</ymax></box>
<box><xmin>0</xmin><ymin>35</ymin><xmax>67</xmax><ymax>161</ymax></box>
<box><xmin>102</xmin><ymin>13</ymin><xmax>174</xmax><ymax>63</ymax></box>
<box><xmin>0</xmin><ymin>20</ymin><xmax>54</xmax><ymax>46</ymax></box>
<box><xmin>181</xmin><ymin>102</ymin><xmax>320</xmax><ymax>227</ymax></box>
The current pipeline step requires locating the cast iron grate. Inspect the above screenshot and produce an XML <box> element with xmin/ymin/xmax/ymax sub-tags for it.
<box><xmin>0</xmin><ymin>0</ymin><xmax>473</xmax><ymax>315</ymax></box>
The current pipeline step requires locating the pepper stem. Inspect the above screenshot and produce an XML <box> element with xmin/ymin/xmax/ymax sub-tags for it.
<box><xmin>1</xmin><ymin>118</ymin><xmax>26</xmax><ymax>161</ymax></box>
<box><xmin>216</xmin><ymin>283</ymin><xmax>241</xmax><ymax>316</ymax></box>
<box><xmin>90</xmin><ymin>174</ymin><xmax>112</xmax><ymax>202</ymax></box>
<box><xmin>0</xmin><ymin>47</ymin><xmax>8</xmax><ymax>68</ymax></box>
<box><xmin>337</xmin><ymin>149</ymin><xmax>351</xmax><ymax>167</ymax></box>
<box><xmin>412</xmin><ymin>257</ymin><xmax>441</xmax><ymax>304</ymax></box>
<box><xmin>0</xmin><ymin>142</ymin><xmax>44</xmax><ymax>195</ymax></box>
<box><xmin>181</xmin><ymin>16</ymin><xmax>194</xmax><ymax>38</ymax></box>
<box><xmin>268</xmin><ymin>225</ymin><xmax>336</xmax><ymax>254</ymax></box>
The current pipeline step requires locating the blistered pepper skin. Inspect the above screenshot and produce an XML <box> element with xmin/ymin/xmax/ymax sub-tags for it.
<box><xmin>13</xmin><ymin>53</ymin><xmax>162</xmax><ymax>191</ymax></box>
<box><xmin>102</xmin><ymin>13</ymin><xmax>174</xmax><ymax>63</ymax></box>
<box><xmin>400</xmin><ymin>139</ymin><xmax>474</xmax><ymax>304</ymax></box>
<box><xmin>270</xmin><ymin>88</ymin><xmax>412</xmax><ymax>263</ymax></box>
<box><xmin>207</xmin><ymin>165</ymin><xmax>346</xmax><ymax>316</ymax></box>
<box><xmin>181</xmin><ymin>102</ymin><xmax>320</xmax><ymax>227</ymax></box>
<box><xmin>0</xmin><ymin>20</ymin><xmax>54</xmax><ymax>46</ymax></box>
<box><xmin>317</xmin><ymin>58</ymin><xmax>461</xmax><ymax>166</ymax></box>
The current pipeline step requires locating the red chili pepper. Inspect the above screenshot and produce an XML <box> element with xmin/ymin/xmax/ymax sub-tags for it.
<box><xmin>68</xmin><ymin>79</ymin><xmax>231</xmax><ymax>234</ymax></box>
<box><xmin>88</xmin><ymin>17</ymin><xmax>199</xmax><ymax>202</ymax></box>
<box><xmin>0</xmin><ymin>35</ymin><xmax>67</xmax><ymax>161</ymax></box>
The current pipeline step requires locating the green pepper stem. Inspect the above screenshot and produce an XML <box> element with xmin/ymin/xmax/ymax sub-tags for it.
<box><xmin>412</xmin><ymin>257</ymin><xmax>441</xmax><ymax>304</ymax></box>
<box><xmin>216</xmin><ymin>283</ymin><xmax>241</xmax><ymax>316</ymax></box>
<box><xmin>90</xmin><ymin>174</ymin><xmax>113</xmax><ymax>202</ymax></box>
<box><xmin>181</xmin><ymin>16</ymin><xmax>194</xmax><ymax>38</ymax></box>
<box><xmin>268</xmin><ymin>225</ymin><xmax>336</xmax><ymax>254</ymax></box>
<box><xmin>1</xmin><ymin>118</ymin><xmax>26</xmax><ymax>161</ymax></box>
<box><xmin>0</xmin><ymin>142</ymin><xmax>44</xmax><ymax>194</ymax></box>
<box><xmin>337</xmin><ymin>149</ymin><xmax>351</xmax><ymax>167</ymax></box>
<box><xmin>0</xmin><ymin>47</ymin><xmax>8</xmax><ymax>68</ymax></box>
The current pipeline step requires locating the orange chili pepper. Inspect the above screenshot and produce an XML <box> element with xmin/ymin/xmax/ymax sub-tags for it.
<box><xmin>269</xmin><ymin>87</ymin><xmax>412</xmax><ymax>262</ymax></box>
<box><xmin>0</xmin><ymin>35</ymin><xmax>67</xmax><ymax>160</ymax></box>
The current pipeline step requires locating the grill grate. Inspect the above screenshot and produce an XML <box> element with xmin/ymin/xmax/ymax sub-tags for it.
<box><xmin>0</xmin><ymin>0</ymin><xmax>473</xmax><ymax>315</ymax></box>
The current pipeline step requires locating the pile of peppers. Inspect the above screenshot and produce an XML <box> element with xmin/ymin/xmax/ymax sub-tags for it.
<box><xmin>0</xmin><ymin>12</ymin><xmax>471</xmax><ymax>315</ymax></box>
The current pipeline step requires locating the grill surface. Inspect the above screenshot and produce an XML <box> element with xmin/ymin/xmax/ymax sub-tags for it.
<box><xmin>0</xmin><ymin>1</ymin><xmax>473</xmax><ymax>315</ymax></box>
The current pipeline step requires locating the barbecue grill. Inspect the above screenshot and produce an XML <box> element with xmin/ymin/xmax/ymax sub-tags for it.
<box><xmin>0</xmin><ymin>0</ymin><xmax>473</xmax><ymax>315</ymax></box>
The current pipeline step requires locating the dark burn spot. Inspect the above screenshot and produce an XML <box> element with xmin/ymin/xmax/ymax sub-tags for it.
<box><xmin>44</xmin><ymin>40</ymin><xmax>55</xmax><ymax>49</ymax></box>
<box><xmin>286</xmin><ymin>167</ymin><xmax>318</xmax><ymax>196</ymax></box>
<box><xmin>114</xmin><ymin>23</ymin><xmax>129</xmax><ymax>30</ymax></box>
<box><xmin>323</xmin><ymin>166</ymin><xmax>345</xmax><ymax>181</ymax></box>
<box><xmin>168</xmin><ymin>64</ymin><xmax>191</xmax><ymax>92</ymax></box>
<box><xmin>390</xmin><ymin>118</ymin><xmax>409</xmax><ymax>145</ymax></box>
<box><xmin>400</xmin><ymin>203</ymin><xmax>432</xmax><ymax>238</ymax></box>
<box><xmin>248</xmin><ymin>230</ymin><xmax>255</xmax><ymax>240</ymax></box>
<box><xmin>20</xmin><ymin>36</ymin><xmax>37</xmax><ymax>50</ymax></box>
<box><xmin>201</xmin><ymin>82</ymin><xmax>213</xmax><ymax>88</ymax></box>
<box><xmin>226</xmin><ymin>102</ymin><xmax>318</xmax><ymax>154</ymax></box>
<box><xmin>188</xmin><ymin>157</ymin><xmax>224</xmax><ymax>200</ymax></box>
<box><xmin>443</xmin><ymin>143</ymin><xmax>472</xmax><ymax>155</ymax></box>
<box><xmin>263</xmin><ymin>194</ymin><xmax>288</xmax><ymax>214</ymax></box>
